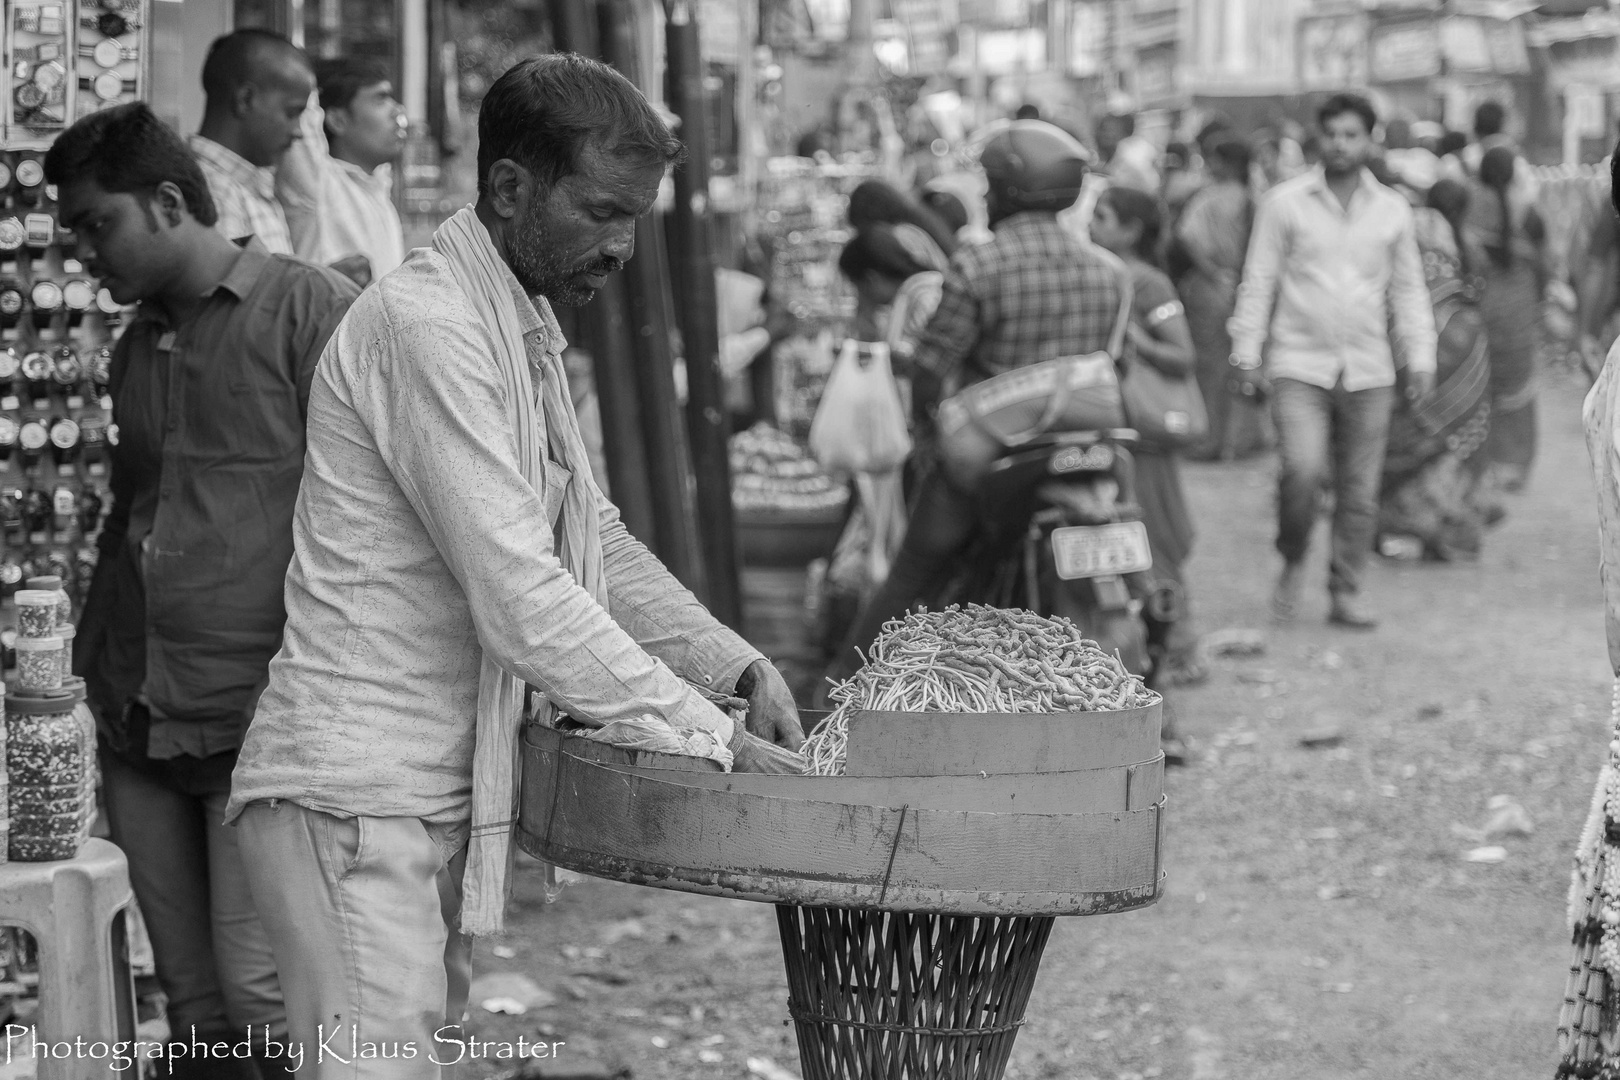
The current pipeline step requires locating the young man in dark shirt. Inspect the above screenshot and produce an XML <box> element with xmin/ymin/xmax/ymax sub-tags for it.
<box><xmin>47</xmin><ymin>102</ymin><xmax>358</xmax><ymax>1080</ymax></box>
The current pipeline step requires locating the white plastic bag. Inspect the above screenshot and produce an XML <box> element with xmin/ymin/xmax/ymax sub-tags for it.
<box><xmin>808</xmin><ymin>340</ymin><xmax>912</xmax><ymax>475</ymax></box>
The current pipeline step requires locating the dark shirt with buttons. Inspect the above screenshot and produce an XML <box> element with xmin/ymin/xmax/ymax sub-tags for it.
<box><xmin>76</xmin><ymin>239</ymin><xmax>358</xmax><ymax>758</ymax></box>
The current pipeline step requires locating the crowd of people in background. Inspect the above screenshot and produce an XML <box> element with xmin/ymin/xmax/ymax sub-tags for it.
<box><xmin>812</xmin><ymin>91</ymin><xmax>1557</xmax><ymax>709</ymax></box>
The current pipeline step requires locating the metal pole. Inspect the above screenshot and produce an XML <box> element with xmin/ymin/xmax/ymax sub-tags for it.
<box><xmin>666</xmin><ymin>0</ymin><xmax>744</xmax><ymax>629</ymax></box>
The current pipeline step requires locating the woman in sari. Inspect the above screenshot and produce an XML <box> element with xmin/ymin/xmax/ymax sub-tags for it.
<box><xmin>1378</xmin><ymin>178</ymin><xmax>1499</xmax><ymax>561</ymax></box>
<box><xmin>1469</xmin><ymin>144</ymin><xmax>1547</xmax><ymax>492</ymax></box>
<box><xmin>1175</xmin><ymin>135</ymin><xmax>1265</xmax><ymax>460</ymax></box>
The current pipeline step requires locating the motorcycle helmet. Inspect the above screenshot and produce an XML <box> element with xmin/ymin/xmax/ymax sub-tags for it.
<box><xmin>979</xmin><ymin>120</ymin><xmax>1093</xmax><ymax>213</ymax></box>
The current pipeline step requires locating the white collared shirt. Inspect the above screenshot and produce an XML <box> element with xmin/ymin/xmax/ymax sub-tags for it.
<box><xmin>226</xmin><ymin>245</ymin><xmax>760</xmax><ymax>827</ymax></box>
<box><xmin>188</xmin><ymin>134</ymin><xmax>294</xmax><ymax>256</ymax></box>
<box><xmin>1228</xmin><ymin>166</ymin><xmax>1437</xmax><ymax>391</ymax></box>
<box><xmin>276</xmin><ymin>100</ymin><xmax>406</xmax><ymax>278</ymax></box>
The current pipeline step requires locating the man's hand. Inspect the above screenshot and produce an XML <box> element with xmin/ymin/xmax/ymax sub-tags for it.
<box><xmin>735</xmin><ymin>658</ymin><xmax>805</xmax><ymax>750</ymax></box>
<box><xmin>729</xmin><ymin>729</ymin><xmax>806</xmax><ymax>774</ymax></box>
<box><xmin>329</xmin><ymin>254</ymin><xmax>373</xmax><ymax>289</ymax></box>
<box><xmin>1403</xmin><ymin>370</ymin><xmax>1435</xmax><ymax>405</ymax></box>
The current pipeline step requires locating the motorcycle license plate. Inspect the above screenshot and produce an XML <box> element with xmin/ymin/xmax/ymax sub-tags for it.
<box><xmin>1051</xmin><ymin>522</ymin><xmax>1152</xmax><ymax>580</ymax></box>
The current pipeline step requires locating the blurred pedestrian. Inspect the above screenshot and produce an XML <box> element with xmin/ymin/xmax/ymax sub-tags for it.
<box><xmin>847</xmin><ymin>178</ymin><xmax>957</xmax><ymax>264</ymax></box>
<box><xmin>1089</xmin><ymin>187</ymin><xmax>1205</xmax><ymax>707</ymax></box>
<box><xmin>190</xmin><ymin>30</ymin><xmax>313</xmax><ymax>254</ymax></box>
<box><xmin>1378</xmin><ymin>178</ymin><xmax>1499</xmax><ymax>560</ymax></box>
<box><xmin>277</xmin><ymin>56</ymin><xmax>408</xmax><ymax>286</ymax></box>
<box><xmin>1097</xmin><ymin>111</ymin><xmax>1160</xmax><ymax>193</ymax></box>
<box><xmin>1468</xmin><ymin>144</ymin><xmax>1548</xmax><ymax>492</ymax></box>
<box><xmin>51</xmin><ymin>102</ymin><xmax>358</xmax><ymax>1080</ymax></box>
<box><xmin>1229</xmin><ymin>93</ymin><xmax>1436</xmax><ymax>629</ymax></box>
<box><xmin>1176</xmin><ymin>135</ymin><xmax>1262</xmax><ymax>460</ymax></box>
<box><xmin>838</xmin><ymin>223</ymin><xmax>946</xmax><ymax>360</ymax></box>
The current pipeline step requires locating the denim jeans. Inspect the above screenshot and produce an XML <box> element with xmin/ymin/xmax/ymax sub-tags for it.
<box><xmin>237</xmin><ymin>799</ymin><xmax>474</xmax><ymax>1079</ymax></box>
<box><xmin>99</xmin><ymin>747</ymin><xmax>292</xmax><ymax>1079</ymax></box>
<box><xmin>1270</xmin><ymin>377</ymin><xmax>1395</xmax><ymax>596</ymax></box>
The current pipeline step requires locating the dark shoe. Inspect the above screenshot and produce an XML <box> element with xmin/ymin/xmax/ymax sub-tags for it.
<box><xmin>1271</xmin><ymin>563</ymin><xmax>1305</xmax><ymax>623</ymax></box>
<box><xmin>1328</xmin><ymin>594</ymin><xmax>1379</xmax><ymax>630</ymax></box>
<box><xmin>1162</xmin><ymin>737</ymin><xmax>1193</xmax><ymax>767</ymax></box>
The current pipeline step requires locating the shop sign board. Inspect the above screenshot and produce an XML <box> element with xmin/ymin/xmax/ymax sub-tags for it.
<box><xmin>699</xmin><ymin>0</ymin><xmax>742</xmax><ymax>65</ymax></box>
<box><xmin>1298</xmin><ymin>12</ymin><xmax>1367</xmax><ymax>90</ymax></box>
<box><xmin>1440</xmin><ymin>17</ymin><xmax>1491</xmax><ymax>73</ymax></box>
<box><xmin>980</xmin><ymin>27</ymin><xmax>1047</xmax><ymax>74</ymax></box>
<box><xmin>1484</xmin><ymin>19</ymin><xmax>1529</xmax><ymax>75</ymax></box>
<box><xmin>893</xmin><ymin>0</ymin><xmax>952</xmax><ymax>74</ymax></box>
<box><xmin>1567</xmin><ymin>83</ymin><xmax>1606</xmax><ymax>136</ymax></box>
<box><xmin>1068</xmin><ymin>0</ymin><xmax>1109</xmax><ymax>78</ymax></box>
<box><xmin>1134</xmin><ymin>43</ymin><xmax>1176</xmax><ymax>103</ymax></box>
<box><xmin>1369</xmin><ymin>18</ymin><xmax>1440</xmax><ymax>83</ymax></box>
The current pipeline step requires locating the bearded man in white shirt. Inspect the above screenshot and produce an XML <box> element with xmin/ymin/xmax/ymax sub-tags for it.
<box><xmin>227</xmin><ymin>54</ymin><xmax>804</xmax><ymax>1077</ymax></box>
<box><xmin>1228</xmin><ymin>93</ymin><xmax>1438</xmax><ymax>630</ymax></box>
<box><xmin>277</xmin><ymin>57</ymin><xmax>409</xmax><ymax>285</ymax></box>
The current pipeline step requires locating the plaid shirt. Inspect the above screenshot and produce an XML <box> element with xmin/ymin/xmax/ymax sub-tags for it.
<box><xmin>912</xmin><ymin>211</ymin><xmax>1125</xmax><ymax>387</ymax></box>
<box><xmin>189</xmin><ymin>135</ymin><xmax>294</xmax><ymax>256</ymax></box>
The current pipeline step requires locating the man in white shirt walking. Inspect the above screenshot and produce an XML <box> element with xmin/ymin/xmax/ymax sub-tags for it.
<box><xmin>1228</xmin><ymin>93</ymin><xmax>1438</xmax><ymax>629</ymax></box>
<box><xmin>277</xmin><ymin>57</ymin><xmax>408</xmax><ymax>284</ymax></box>
<box><xmin>188</xmin><ymin>30</ymin><xmax>312</xmax><ymax>255</ymax></box>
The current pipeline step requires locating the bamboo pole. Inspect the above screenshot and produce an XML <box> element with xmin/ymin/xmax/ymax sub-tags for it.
<box><xmin>665</xmin><ymin>0</ymin><xmax>744</xmax><ymax>628</ymax></box>
<box><xmin>547</xmin><ymin>0</ymin><xmax>663</xmax><ymax>548</ymax></box>
<box><xmin>601</xmin><ymin>0</ymin><xmax>707</xmax><ymax>592</ymax></box>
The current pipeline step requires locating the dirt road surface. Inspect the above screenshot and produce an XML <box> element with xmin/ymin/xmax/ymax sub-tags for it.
<box><xmin>464</xmin><ymin>373</ymin><xmax>1607</xmax><ymax>1080</ymax></box>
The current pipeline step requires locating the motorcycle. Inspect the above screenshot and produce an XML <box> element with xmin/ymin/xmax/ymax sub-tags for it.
<box><xmin>933</xmin><ymin>428</ymin><xmax>1161</xmax><ymax>677</ymax></box>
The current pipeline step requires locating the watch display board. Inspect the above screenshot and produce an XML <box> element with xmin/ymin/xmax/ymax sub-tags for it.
<box><xmin>0</xmin><ymin>0</ymin><xmax>150</xmax><ymax>655</ymax></box>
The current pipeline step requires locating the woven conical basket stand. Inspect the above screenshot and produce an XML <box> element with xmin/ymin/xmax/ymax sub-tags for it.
<box><xmin>778</xmin><ymin>905</ymin><xmax>1053</xmax><ymax>1080</ymax></box>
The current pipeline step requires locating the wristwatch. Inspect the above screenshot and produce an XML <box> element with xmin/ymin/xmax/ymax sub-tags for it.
<box><xmin>81</xmin><ymin>40</ymin><xmax>137</xmax><ymax>68</ymax></box>
<box><xmin>81</xmin><ymin>73</ymin><xmax>137</xmax><ymax>102</ymax></box>
<box><xmin>81</xmin><ymin>11</ymin><xmax>138</xmax><ymax>38</ymax></box>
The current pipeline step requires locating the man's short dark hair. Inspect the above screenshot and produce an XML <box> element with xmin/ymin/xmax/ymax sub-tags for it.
<box><xmin>44</xmin><ymin>102</ymin><xmax>217</xmax><ymax>226</ymax></box>
<box><xmin>1208</xmin><ymin>135</ymin><xmax>1252</xmax><ymax>176</ymax></box>
<box><xmin>1318</xmin><ymin>93</ymin><xmax>1377</xmax><ymax>135</ymax></box>
<box><xmin>201</xmin><ymin>28</ymin><xmax>310</xmax><ymax>102</ymax></box>
<box><xmin>476</xmin><ymin>53</ymin><xmax>684</xmax><ymax>198</ymax></box>
<box><xmin>1102</xmin><ymin>112</ymin><xmax>1136</xmax><ymax>137</ymax></box>
<box><xmin>316</xmin><ymin>56</ymin><xmax>391</xmax><ymax>113</ymax></box>
<box><xmin>1474</xmin><ymin>100</ymin><xmax>1506</xmax><ymax>139</ymax></box>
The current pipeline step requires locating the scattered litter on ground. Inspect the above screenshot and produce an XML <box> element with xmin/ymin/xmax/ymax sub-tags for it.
<box><xmin>599</xmin><ymin>918</ymin><xmax>646</xmax><ymax>944</ymax></box>
<box><xmin>1299</xmin><ymin>726</ymin><xmax>1345</xmax><ymax>749</ymax></box>
<box><xmin>471</xmin><ymin>971</ymin><xmax>556</xmax><ymax>1015</ymax></box>
<box><xmin>492</xmin><ymin>944</ymin><xmax>517</xmax><ymax>959</ymax></box>
<box><xmin>746</xmin><ymin>1057</ymin><xmax>801</xmax><ymax>1080</ymax></box>
<box><xmin>1464</xmin><ymin>846</ymin><xmax>1508</xmax><ymax>864</ymax></box>
<box><xmin>1484</xmin><ymin>795</ymin><xmax>1534</xmax><ymax>838</ymax></box>
<box><xmin>1204</xmin><ymin>628</ymin><xmax>1266</xmax><ymax>657</ymax></box>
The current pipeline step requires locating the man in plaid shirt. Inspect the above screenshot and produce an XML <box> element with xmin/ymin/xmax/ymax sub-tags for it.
<box><xmin>911</xmin><ymin>211</ymin><xmax>1124</xmax><ymax>391</ymax></box>
<box><xmin>831</xmin><ymin>121</ymin><xmax>1125</xmax><ymax>681</ymax></box>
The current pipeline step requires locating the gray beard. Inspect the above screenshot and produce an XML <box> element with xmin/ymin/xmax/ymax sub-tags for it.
<box><xmin>506</xmin><ymin>202</ymin><xmax>617</xmax><ymax>307</ymax></box>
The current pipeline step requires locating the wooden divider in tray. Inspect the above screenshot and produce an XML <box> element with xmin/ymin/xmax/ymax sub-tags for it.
<box><xmin>516</xmin><ymin>700</ymin><xmax>1167</xmax><ymax>917</ymax></box>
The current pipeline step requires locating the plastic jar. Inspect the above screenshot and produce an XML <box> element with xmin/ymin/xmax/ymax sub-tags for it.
<box><xmin>13</xmin><ymin>636</ymin><xmax>62</xmax><ymax>694</ymax></box>
<box><xmin>55</xmin><ymin>623</ymin><xmax>73</xmax><ymax>682</ymax></box>
<box><xmin>13</xmin><ymin>591</ymin><xmax>55</xmax><ymax>639</ymax></box>
<box><xmin>22</xmin><ymin>576</ymin><xmax>69</xmax><ymax>628</ymax></box>
<box><xmin>7</xmin><ymin>683</ymin><xmax>86</xmax><ymax>861</ymax></box>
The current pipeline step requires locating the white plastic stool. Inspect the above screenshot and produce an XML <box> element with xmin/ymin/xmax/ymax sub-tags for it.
<box><xmin>0</xmin><ymin>838</ymin><xmax>136</xmax><ymax>1078</ymax></box>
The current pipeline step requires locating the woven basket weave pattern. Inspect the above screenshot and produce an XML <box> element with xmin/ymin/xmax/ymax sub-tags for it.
<box><xmin>777</xmin><ymin>905</ymin><xmax>1054</xmax><ymax>1080</ymax></box>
